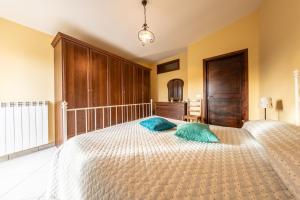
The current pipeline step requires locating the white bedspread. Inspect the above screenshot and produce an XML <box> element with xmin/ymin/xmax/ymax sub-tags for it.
<box><xmin>45</xmin><ymin>118</ymin><xmax>295</xmax><ymax>200</ymax></box>
<box><xmin>243</xmin><ymin>120</ymin><xmax>300</xmax><ymax>199</ymax></box>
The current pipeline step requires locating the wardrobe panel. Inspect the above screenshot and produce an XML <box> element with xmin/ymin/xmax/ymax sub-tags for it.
<box><xmin>122</xmin><ymin>62</ymin><xmax>134</xmax><ymax>122</ymax></box>
<box><xmin>134</xmin><ymin>66</ymin><xmax>143</xmax><ymax>103</ymax></box>
<box><xmin>64</xmin><ymin>40</ymin><xmax>89</xmax><ymax>138</ymax></box>
<box><xmin>89</xmin><ymin>50</ymin><xmax>109</xmax><ymax>129</ymax></box>
<box><xmin>109</xmin><ymin>56</ymin><xmax>123</xmax><ymax>125</ymax></box>
<box><xmin>143</xmin><ymin>69</ymin><xmax>151</xmax><ymax>103</ymax></box>
<box><xmin>54</xmin><ymin>39</ymin><xmax>64</xmax><ymax>145</ymax></box>
<box><xmin>132</xmin><ymin>66</ymin><xmax>143</xmax><ymax>119</ymax></box>
<box><xmin>143</xmin><ymin>69</ymin><xmax>151</xmax><ymax>117</ymax></box>
<box><xmin>122</xmin><ymin>62</ymin><xmax>134</xmax><ymax>104</ymax></box>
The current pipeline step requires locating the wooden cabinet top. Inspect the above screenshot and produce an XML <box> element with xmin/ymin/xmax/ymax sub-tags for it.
<box><xmin>155</xmin><ymin>102</ymin><xmax>187</xmax><ymax>105</ymax></box>
<box><xmin>51</xmin><ymin>32</ymin><xmax>151</xmax><ymax>71</ymax></box>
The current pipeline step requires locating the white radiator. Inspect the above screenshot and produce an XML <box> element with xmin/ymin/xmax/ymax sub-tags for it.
<box><xmin>0</xmin><ymin>101</ymin><xmax>48</xmax><ymax>156</ymax></box>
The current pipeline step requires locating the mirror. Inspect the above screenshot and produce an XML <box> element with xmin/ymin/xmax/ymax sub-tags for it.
<box><xmin>167</xmin><ymin>79</ymin><xmax>184</xmax><ymax>102</ymax></box>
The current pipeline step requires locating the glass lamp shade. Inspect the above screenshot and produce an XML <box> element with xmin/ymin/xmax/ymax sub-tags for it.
<box><xmin>138</xmin><ymin>29</ymin><xmax>155</xmax><ymax>46</ymax></box>
<box><xmin>260</xmin><ymin>97</ymin><xmax>273</xmax><ymax>109</ymax></box>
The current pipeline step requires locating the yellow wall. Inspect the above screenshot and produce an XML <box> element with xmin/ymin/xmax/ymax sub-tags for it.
<box><xmin>0</xmin><ymin>18</ymin><xmax>55</xmax><ymax>142</ymax></box>
<box><xmin>187</xmin><ymin>11</ymin><xmax>260</xmax><ymax>120</ymax></box>
<box><xmin>153</xmin><ymin>7</ymin><xmax>300</xmax><ymax>124</ymax></box>
<box><xmin>259</xmin><ymin>0</ymin><xmax>300</xmax><ymax>124</ymax></box>
<box><xmin>154</xmin><ymin>53</ymin><xmax>188</xmax><ymax>102</ymax></box>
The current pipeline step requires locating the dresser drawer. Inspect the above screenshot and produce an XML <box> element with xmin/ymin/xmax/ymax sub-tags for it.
<box><xmin>155</xmin><ymin>102</ymin><xmax>187</xmax><ymax>120</ymax></box>
<box><xmin>156</xmin><ymin>106</ymin><xmax>185</xmax><ymax>114</ymax></box>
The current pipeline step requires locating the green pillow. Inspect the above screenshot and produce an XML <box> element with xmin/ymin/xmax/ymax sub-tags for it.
<box><xmin>139</xmin><ymin>117</ymin><xmax>177</xmax><ymax>131</ymax></box>
<box><xmin>175</xmin><ymin>123</ymin><xmax>219</xmax><ymax>143</ymax></box>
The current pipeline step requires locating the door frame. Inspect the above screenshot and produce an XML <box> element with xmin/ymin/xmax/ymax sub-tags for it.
<box><xmin>203</xmin><ymin>49</ymin><xmax>249</xmax><ymax>125</ymax></box>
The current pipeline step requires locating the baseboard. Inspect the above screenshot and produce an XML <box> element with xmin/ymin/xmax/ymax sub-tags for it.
<box><xmin>0</xmin><ymin>142</ymin><xmax>55</xmax><ymax>162</ymax></box>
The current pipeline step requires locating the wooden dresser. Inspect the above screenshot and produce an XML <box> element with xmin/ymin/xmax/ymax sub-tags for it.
<box><xmin>155</xmin><ymin>102</ymin><xmax>187</xmax><ymax>120</ymax></box>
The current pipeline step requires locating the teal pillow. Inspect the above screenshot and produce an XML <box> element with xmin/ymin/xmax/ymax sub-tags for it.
<box><xmin>139</xmin><ymin>117</ymin><xmax>176</xmax><ymax>131</ymax></box>
<box><xmin>175</xmin><ymin>123</ymin><xmax>219</xmax><ymax>143</ymax></box>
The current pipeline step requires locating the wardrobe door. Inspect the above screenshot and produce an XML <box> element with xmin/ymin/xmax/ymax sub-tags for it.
<box><xmin>133</xmin><ymin>65</ymin><xmax>143</xmax><ymax>119</ymax></box>
<box><xmin>143</xmin><ymin>69</ymin><xmax>151</xmax><ymax>117</ymax></box>
<box><xmin>64</xmin><ymin>40</ymin><xmax>89</xmax><ymax>138</ymax></box>
<box><xmin>122</xmin><ymin>62</ymin><xmax>134</xmax><ymax>122</ymax></box>
<box><xmin>143</xmin><ymin>69</ymin><xmax>151</xmax><ymax>103</ymax></box>
<box><xmin>89</xmin><ymin>50</ymin><xmax>109</xmax><ymax>130</ymax></box>
<box><xmin>109</xmin><ymin>57</ymin><xmax>123</xmax><ymax>125</ymax></box>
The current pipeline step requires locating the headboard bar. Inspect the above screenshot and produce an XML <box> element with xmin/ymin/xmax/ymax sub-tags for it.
<box><xmin>61</xmin><ymin>100</ymin><xmax>154</xmax><ymax>142</ymax></box>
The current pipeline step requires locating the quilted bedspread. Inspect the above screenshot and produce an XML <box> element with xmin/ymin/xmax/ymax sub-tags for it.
<box><xmin>45</xmin><ymin>118</ymin><xmax>295</xmax><ymax>200</ymax></box>
<box><xmin>243</xmin><ymin>120</ymin><xmax>300</xmax><ymax>199</ymax></box>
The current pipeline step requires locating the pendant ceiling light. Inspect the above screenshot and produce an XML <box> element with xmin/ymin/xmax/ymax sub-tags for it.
<box><xmin>138</xmin><ymin>0</ymin><xmax>155</xmax><ymax>46</ymax></box>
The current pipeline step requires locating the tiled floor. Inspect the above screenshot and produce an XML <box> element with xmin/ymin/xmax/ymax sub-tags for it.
<box><xmin>0</xmin><ymin>147</ymin><xmax>57</xmax><ymax>200</ymax></box>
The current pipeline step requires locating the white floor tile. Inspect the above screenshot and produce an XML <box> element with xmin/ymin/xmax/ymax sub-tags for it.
<box><xmin>0</xmin><ymin>147</ymin><xmax>57</xmax><ymax>200</ymax></box>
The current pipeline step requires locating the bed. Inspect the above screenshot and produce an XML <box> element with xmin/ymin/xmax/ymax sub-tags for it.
<box><xmin>45</xmin><ymin>117</ymin><xmax>297</xmax><ymax>200</ymax></box>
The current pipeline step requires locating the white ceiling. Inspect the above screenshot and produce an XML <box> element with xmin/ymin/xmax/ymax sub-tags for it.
<box><xmin>0</xmin><ymin>0</ymin><xmax>261</xmax><ymax>63</ymax></box>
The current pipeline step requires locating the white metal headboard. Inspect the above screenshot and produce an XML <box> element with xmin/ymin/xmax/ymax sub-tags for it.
<box><xmin>294</xmin><ymin>70</ymin><xmax>300</xmax><ymax>126</ymax></box>
<box><xmin>61</xmin><ymin>99</ymin><xmax>153</xmax><ymax>141</ymax></box>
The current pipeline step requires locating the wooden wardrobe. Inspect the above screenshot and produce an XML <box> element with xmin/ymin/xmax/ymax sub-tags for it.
<box><xmin>52</xmin><ymin>32</ymin><xmax>151</xmax><ymax>145</ymax></box>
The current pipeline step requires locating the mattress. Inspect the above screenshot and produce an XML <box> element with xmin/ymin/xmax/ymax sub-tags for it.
<box><xmin>243</xmin><ymin>120</ymin><xmax>300</xmax><ymax>199</ymax></box>
<box><xmin>45</xmin><ymin>118</ymin><xmax>295</xmax><ymax>200</ymax></box>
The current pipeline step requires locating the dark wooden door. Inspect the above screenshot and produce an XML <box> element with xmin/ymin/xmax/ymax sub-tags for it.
<box><xmin>109</xmin><ymin>56</ymin><xmax>123</xmax><ymax>125</ymax></box>
<box><xmin>203</xmin><ymin>50</ymin><xmax>248</xmax><ymax>128</ymax></box>
<box><xmin>89</xmin><ymin>49</ymin><xmax>109</xmax><ymax>130</ymax></box>
<box><xmin>63</xmin><ymin>40</ymin><xmax>89</xmax><ymax>138</ymax></box>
